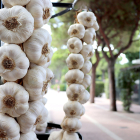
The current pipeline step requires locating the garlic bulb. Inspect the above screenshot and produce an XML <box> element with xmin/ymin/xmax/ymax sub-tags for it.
<box><xmin>67</xmin><ymin>37</ymin><xmax>82</xmax><ymax>54</ymax></box>
<box><xmin>80</xmin><ymin>44</ymin><xmax>94</xmax><ymax>61</ymax></box>
<box><xmin>17</xmin><ymin>100</ymin><xmax>48</xmax><ymax>133</ymax></box>
<box><xmin>77</xmin><ymin>11</ymin><xmax>96</xmax><ymax>28</ymax></box>
<box><xmin>62</xmin><ymin>131</ymin><xmax>79</xmax><ymax>140</ymax></box>
<box><xmin>66</xmin><ymin>54</ymin><xmax>84</xmax><ymax>69</ymax></box>
<box><xmin>68</xmin><ymin>24</ymin><xmax>85</xmax><ymax>39</ymax></box>
<box><xmin>20</xmin><ymin>131</ymin><xmax>38</xmax><ymax>140</ymax></box>
<box><xmin>41</xmin><ymin>97</ymin><xmax>47</xmax><ymax>105</ymax></box>
<box><xmin>0</xmin><ymin>113</ymin><xmax>20</xmax><ymax>140</ymax></box>
<box><xmin>65</xmin><ymin>69</ymin><xmax>84</xmax><ymax>86</ymax></box>
<box><xmin>36</xmin><ymin>122</ymin><xmax>47</xmax><ymax>132</ymax></box>
<box><xmin>23</xmin><ymin>65</ymin><xmax>47</xmax><ymax>101</ymax></box>
<box><xmin>79</xmin><ymin>90</ymin><xmax>90</xmax><ymax>104</ymax></box>
<box><xmin>92</xmin><ymin>21</ymin><xmax>99</xmax><ymax>31</ymax></box>
<box><xmin>81</xmin><ymin>106</ymin><xmax>85</xmax><ymax>116</ymax></box>
<box><xmin>61</xmin><ymin>117</ymin><xmax>82</xmax><ymax>133</ymax></box>
<box><xmin>42</xmin><ymin>60</ymin><xmax>51</xmax><ymax>69</ymax></box>
<box><xmin>26</xmin><ymin>0</ymin><xmax>53</xmax><ymax>28</ymax></box>
<box><xmin>0</xmin><ymin>6</ymin><xmax>34</xmax><ymax>44</ymax></box>
<box><xmin>0</xmin><ymin>44</ymin><xmax>29</xmax><ymax>81</ymax></box>
<box><xmin>23</xmin><ymin>28</ymin><xmax>53</xmax><ymax>66</ymax></box>
<box><xmin>0</xmin><ymin>82</ymin><xmax>29</xmax><ymax>117</ymax></box>
<box><xmin>63</xmin><ymin>101</ymin><xmax>83</xmax><ymax>118</ymax></box>
<box><xmin>46</xmin><ymin>68</ymin><xmax>54</xmax><ymax>82</ymax></box>
<box><xmin>48</xmin><ymin>130</ymin><xmax>64</xmax><ymax>140</ymax></box>
<box><xmin>82</xmin><ymin>74</ymin><xmax>91</xmax><ymax>89</ymax></box>
<box><xmin>2</xmin><ymin>0</ymin><xmax>30</xmax><ymax>7</ymax></box>
<box><xmin>81</xmin><ymin>60</ymin><xmax>92</xmax><ymax>74</ymax></box>
<box><xmin>83</xmin><ymin>28</ymin><xmax>96</xmax><ymax>44</ymax></box>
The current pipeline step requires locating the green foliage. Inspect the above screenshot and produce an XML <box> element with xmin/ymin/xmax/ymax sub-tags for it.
<box><xmin>51</xmin><ymin>84</ymin><xmax>59</xmax><ymax>90</ymax></box>
<box><xmin>104</xmin><ymin>79</ymin><xmax>109</xmax><ymax>99</ymax></box>
<box><xmin>60</xmin><ymin>84</ymin><xmax>67</xmax><ymax>91</ymax></box>
<box><xmin>60</xmin><ymin>75</ymin><xmax>66</xmax><ymax>84</ymax></box>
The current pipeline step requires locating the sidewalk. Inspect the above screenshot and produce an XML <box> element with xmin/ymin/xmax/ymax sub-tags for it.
<box><xmin>44</xmin><ymin>89</ymin><xmax>140</xmax><ymax>140</ymax></box>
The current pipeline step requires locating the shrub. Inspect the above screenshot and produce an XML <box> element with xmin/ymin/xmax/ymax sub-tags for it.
<box><xmin>60</xmin><ymin>84</ymin><xmax>67</xmax><ymax>91</ymax></box>
<box><xmin>104</xmin><ymin>79</ymin><xmax>109</xmax><ymax>99</ymax></box>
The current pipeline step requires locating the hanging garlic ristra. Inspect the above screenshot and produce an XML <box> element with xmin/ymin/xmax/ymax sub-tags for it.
<box><xmin>61</xmin><ymin>117</ymin><xmax>82</xmax><ymax>133</ymax></box>
<box><xmin>0</xmin><ymin>44</ymin><xmax>29</xmax><ymax>81</ymax></box>
<box><xmin>80</xmin><ymin>44</ymin><xmax>94</xmax><ymax>61</ymax></box>
<box><xmin>62</xmin><ymin>131</ymin><xmax>79</xmax><ymax>140</ymax></box>
<box><xmin>81</xmin><ymin>60</ymin><xmax>92</xmax><ymax>74</ymax></box>
<box><xmin>67</xmin><ymin>37</ymin><xmax>83</xmax><ymax>54</ymax></box>
<box><xmin>48</xmin><ymin>130</ymin><xmax>64</xmax><ymax>140</ymax></box>
<box><xmin>23</xmin><ymin>28</ymin><xmax>53</xmax><ymax>66</ymax></box>
<box><xmin>65</xmin><ymin>69</ymin><xmax>84</xmax><ymax>86</ymax></box>
<box><xmin>23</xmin><ymin>65</ymin><xmax>46</xmax><ymax>101</ymax></box>
<box><xmin>82</xmin><ymin>74</ymin><xmax>91</xmax><ymax>89</ymax></box>
<box><xmin>68</xmin><ymin>24</ymin><xmax>85</xmax><ymax>39</ymax></box>
<box><xmin>36</xmin><ymin>122</ymin><xmax>47</xmax><ymax>132</ymax></box>
<box><xmin>2</xmin><ymin>0</ymin><xmax>30</xmax><ymax>8</ymax></box>
<box><xmin>26</xmin><ymin>0</ymin><xmax>53</xmax><ymax>28</ymax></box>
<box><xmin>83</xmin><ymin>28</ymin><xmax>96</xmax><ymax>45</ymax></box>
<box><xmin>20</xmin><ymin>131</ymin><xmax>38</xmax><ymax>140</ymax></box>
<box><xmin>63</xmin><ymin>101</ymin><xmax>83</xmax><ymax>118</ymax></box>
<box><xmin>77</xmin><ymin>11</ymin><xmax>96</xmax><ymax>28</ymax></box>
<box><xmin>0</xmin><ymin>113</ymin><xmax>20</xmax><ymax>140</ymax></box>
<box><xmin>0</xmin><ymin>82</ymin><xmax>29</xmax><ymax>117</ymax></box>
<box><xmin>66</xmin><ymin>54</ymin><xmax>84</xmax><ymax>70</ymax></box>
<box><xmin>17</xmin><ymin>100</ymin><xmax>48</xmax><ymax>133</ymax></box>
<box><xmin>0</xmin><ymin>6</ymin><xmax>34</xmax><ymax>44</ymax></box>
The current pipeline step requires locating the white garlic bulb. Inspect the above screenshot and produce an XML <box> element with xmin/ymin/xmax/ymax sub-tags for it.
<box><xmin>17</xmin><ymin>100</ymin><xmax>48</xmax><ymax>133</ymax></box>
<box><xmin>42</xmin><ymin>60</ymin><xmax>51</xmax><ymax>69</ymax></box>
<box><xmin>36</xmin><ymin>122</ymin><xmax>47</xmax><ymax>132</ymax></box>
<box><xmin>20</xmin><ymin>131</ymin><xmax>38</xmax><ymax>140</ymax></box>
<box><xmin>61</xmin><ymin>117</ymin><xmax>82</xmax><ymax>133</ymax></box>
<box><xmin>83</xmin><ymin>28</ymin><xmax>96</xmax><ymax>44</ymax></box>
<box><xmin>81</xmin><ymin>60</ymin><xmax>92</xmax><ymax>74</ymax></box>
<box><xmin>40</xmin><ymin>97</ymin><xmax>47</xmax><ymax>105</ymax></box>
<box><xmin>79</xmin><ymin>90</ymin><xmax>90</xmax><ymax>104</ymax></box>
<box><xmin>0</xmin><ymin>44</ymin><xmax>29</xmax><ymax>81</ymax></box>
<box><xmin>26</xmin><ymin>0</ymin><xmax>53</xmax><ymax>28</ymax></box>
<box><xmin>2</xmin><ymin>0</ymin><xmax>30</xmax><ymax>7</ymax></box>
<box><xmin>63</xmin><ymin>101</ymin><xmax>83</xmax><ymax>118</ymax></box>
<box><xmin>0</xmin><ymin>6</ymin><xmax>34</xmax><ymax>44</ymax></box>
<box><xmin>77</xmin><ymin>11</ymin><xmax>96</xmax><ymax>28</ymax></box>
<box><xmin>92</xmin><ymin>21</ymin><xmax>99</xmax><ymax>31</ymax></box>
<box><xmin>80</xmin><ymin>44</ymin><xmax>94</xmax><ymax>61</ymax></box>
<box><xmin>65</xmin><ymin>69</ymin><xmax>84</xmax><ymax>86</ymax></box>
<box><xmin>0</xmin><ymin>82</ymin><xmax>29</xmax><ymax>117</ymax></box>
<box><xmin>0</xmin><ymin>113</ymin><xmax>20</xmax><ymax>140</ymax></box>
<box><xmin>67</xmin><ymin>37</ymin><xmax>83</xmax><ymax>54</ymax></box>
<box><xmin>23</xmin><ymin>28</ymin><xmax>53</xmax><ymax>66</ymax></box>
<box><xmin>46</xmin><ymin>68</ymin><xmax>54</xmax><ymax>82</ymax></box>
<box><xmin>82</xmin><ymin>74</ymin><xmax>91</xmax><ymax>89</ymax></box>
<box><xmin>66</xmin><ymin>54</ymin><xmax>84</xmax><ymax>70</ymax></box>
<box><xmin>62</xmin><ymin>131</ymin><xmax>79</xmax><ymax>140</ymax></box>
<box><xmin>68</xmin><ymin>24</ymin><xmax>85</xmax><ymax>39</ymax></box>
<box><xmin>48</xmin><ymin>130</ymin><xmax>64</xmax><ymax>140</ymax></box>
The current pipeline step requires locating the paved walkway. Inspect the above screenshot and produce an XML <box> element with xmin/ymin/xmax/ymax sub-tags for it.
<box><xmin>43</xmin><ymin>89</ymin><xmax>140</xmax><ymax>140</ymax></box>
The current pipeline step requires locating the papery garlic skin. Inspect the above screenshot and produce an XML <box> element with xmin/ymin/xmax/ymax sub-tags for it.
<box><xmin>67</xmin><ymin>37</ymin><xmax>83</xmax><ymax>53</ymax></box>
<box><xmin>0</xmin><ymin>44</ymin><xmax>29</xmax><ymax>81</ymax></box>
<box><xmin>62</xmin><ymin>131</ymin><xmax>79</xmax><ymax>140</ymax></box>
<box><xmin>79</xmin><ymin>90</ymin><xmax>90</xmax><ymax>104</ymax></box>
<box><xmin>82</xmin><ymin>74</ymin><xmax>91</xmax><ymax>89</ymax></box>
<box><xmin>83</xmin><ymin>28</ymin><xmax>96</xmax><ymax>45</ymax></box>
<box><xmin>23</xmin><ymin>65</ymin><xmax>46</xmax><ymax>101</ymax></box>
<box><xmin>23</xmin><ymin>28</ymin><xmax>53</xmax><ymax>66</ymax></box>
<box><xmin>68</xmin><ymin>24</ymin><xmax>85</xmax><ymax>39</ymax></box>
<box><xmin>61</xmin><ymin>117</ymin><xmax>82</xmax><ymax>133</ymax></box>
<box><xmin>26</xmin><ymin>0</ymin><xmax>53</xmax><ymax>28</ymax></box>
<box><xmin>0</xmin><ymin>82</ymin><xmax>29</xmax><ymax>117</ymax></box>
<box><xmin>42</xmin><ymin>61</ymin><xmax>51</xmax><ymax>69</ymax></box>
<box><xmin>48</xmin><ymin>130</ymin><xmax>64</xmax><ymax>140</ymax></box>
<box><xmin>40</xmin><ymin>97</ymin><xmax>47</xmax><ymax>105</ymax></box>
<box><xmin>66</xmin><ymin>54</ymin><xmax>84</xmax><ymax>70</ymax></box>
<box><xmin>81</xmin><ymin>60</ymin><xmax>92</xmax><ymax>74</ymax></box>
<box><xmin>77</xmin><ymin>11</ymin><xmax>96</xmax><ymax>28</ymax></box>
<box><xmin>36</xmin><ymin>122</ymin><xmax>47</xmax><ymax>132</ymax></box>
<box><xmin>2</xmin><ymin>0</ymin><xmax>30</xmax><ymax>7</ymax></box>
<box><xmin>80</xmin><ymin>44</ymin><xmax>94</xmax><ymax>61</ymax></box>
<box><xmin>0</xmin><ymin>113</ymin><xmax>20</xmax><ymax>140</ymax></box>
<box><xmin>0</xmin><ymin>6</ymin><xmax>34</xmax><ymax>44</ymax></box>
<box><xmin>17</xmin><ymin>101</ymin><xmax>48</xmax><ymax>133</ymax></box>
<box><xmin>20</xmin><ymin>131</ymin><xmax>38</xmax><ymax>140</ymax></box>
<box><xmin>63</xmin><ymin>101</ymin><xmax>83</xmax><ymax>118</ymax></box>
<box><xmin>92</xmin><ymin>21</ymin><xmax>99</xmax><ymax>31</ymax></box>
<box><xmin>65</xmin><ymin>69</ymin><xmax>84</xmax><ymax>86</ymax></box>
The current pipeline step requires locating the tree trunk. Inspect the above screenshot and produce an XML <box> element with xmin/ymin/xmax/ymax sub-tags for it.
<box><xmin>108</xmin><ymin>59</ymin><xmax>117</xmax><ymax>111</ymax></box>
<box><xmin>90</xmin><ymin>65</ymin><xmax>96</xmax><ymax>103</ymax></box>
